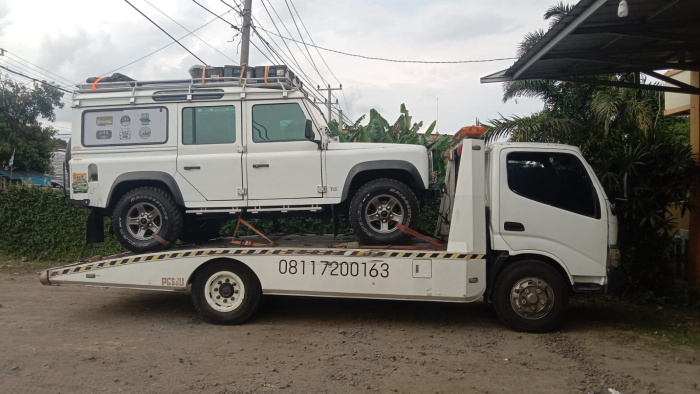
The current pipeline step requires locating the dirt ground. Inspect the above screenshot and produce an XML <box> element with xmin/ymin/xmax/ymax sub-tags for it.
<box><xmin>1</xmin><ymin>273</ymin><xmax>699</xmax><ymax>394</ymax></box>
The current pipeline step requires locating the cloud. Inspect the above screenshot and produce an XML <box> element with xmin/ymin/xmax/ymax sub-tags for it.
<box><xmin>1</xmin><ymin>0</ymin><xmax>552</xmax><ymax>134</ymax></box>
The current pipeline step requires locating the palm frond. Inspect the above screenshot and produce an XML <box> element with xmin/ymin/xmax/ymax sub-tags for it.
<box><xmin>517</xmin><ymin>29</ymin><xmax>546</xmax><ymax>57</ymax></box>
<box><xmin>544</xmin><ymin>2</ymin><xmax>574</xmax><ymax>28</ymax></box>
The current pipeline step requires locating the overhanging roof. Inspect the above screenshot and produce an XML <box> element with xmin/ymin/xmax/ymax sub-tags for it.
<box><xmin>481</xmin><ymin>0</ymin><xmax>700</xmax><ymax>95</ymax></box>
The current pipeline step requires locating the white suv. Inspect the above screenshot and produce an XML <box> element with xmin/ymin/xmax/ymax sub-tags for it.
<box><xmin>67</xmin><ymin>73</ymin><xmax>438</xmax><ymax>253</ymax></box>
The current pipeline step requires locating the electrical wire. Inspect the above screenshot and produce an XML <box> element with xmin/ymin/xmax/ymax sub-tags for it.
<box><xmin>90</xmin><ymin>9</ymin><xmax>234</xmax><ymax>81</ymax></box>
<box><xmin>286</xmin><ymin>0</ymin><xmax>352</xmax><ymax>119</ymax></box>
<box><xmin>0</xmin><ymin>64</ymin><xmax>73</xmax><ymax>93</ymax></box>
<box><xmin>124</xmin><ymin>0</ymin><xmax>207</xmax><ymax>64</ymax></box>
<box><xmin>143</xmin><ymin>0</ymin><xmax>239</xmax><ymax>65</ymax></box>
<box><xmin>282</xmin><ymin>0</ymin><xmax>327</xmax><ymax>86</ymax></box>
<box><xmin>0</xmin><ymin>55</ymin><xmax>75</xmax><ymax>95</ymax></box>
<box><xmin>1</xmin><ymin>49</ymin><xmax>75</xmax><ymax>87</ymax></box>
<box><xmin>256</xmin><ymin>26</ymin><xmax>519</xmax><ymax>64</ymax></box>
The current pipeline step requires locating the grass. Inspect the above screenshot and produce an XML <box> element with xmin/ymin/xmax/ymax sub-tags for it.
<box><xmin>571</xmin><ymin>296</ymin><xmax>700</xmax><ymax>350</ymax></box>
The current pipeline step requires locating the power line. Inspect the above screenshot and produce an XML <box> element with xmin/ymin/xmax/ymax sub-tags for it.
<box><xmin>1</xmin><ymin>49</ymin><xmax>75</xmax><ymax>87</ymax></box>
<box><xmin>286</xmin><ymin>0</ymin><xmax>352</xmax><ymax>119</ymax></box>
<box><xmin>90</xmin><ymin>9</ymin><xmax>234</xmax><ymax>81</ymax></box>
<box><xmin>0</xmin><ymin>55</ymin><xmax>75</xmax><ymax>93</ymax></box>
<box><xmin>192</xmin><ymin>0</ymin><xmax>241</xmax><ymax>31</ymax></box>
<box><xmin>0</xmin><ymin>64</ymin><xmax>73</xmax><ymax>93</ymax></box>
<box><xmin>124</xmin><ymin>0</ymin><xmax>207</xmax><ymax>65</ymax></box>
<box><xmin>282</xmin><ymin>0</ymin><xmax>327</xmax><ymax>86</ymax></box>
<box><xmin>256</xmin><ymin>26</ymin><xmax>519</xmax><ymax>64</ymax></box>
<box><xmin>143</xmin><ymin>0</ymin><xmax>239</xmax><ymax>65</ymax></box>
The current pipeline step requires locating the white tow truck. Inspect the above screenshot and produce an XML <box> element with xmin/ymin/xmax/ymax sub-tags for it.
<box><xmin>41</xmin><ymin>133</ymin><xmax>621</xmax><ymax>332</ymax></box>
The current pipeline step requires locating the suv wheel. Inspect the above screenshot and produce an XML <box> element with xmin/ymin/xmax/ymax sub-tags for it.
<box><xmin>349</xmin><ymin>178</ymin><xmax>419</xmax><ymax>245</ymax></box>
<box><xmin>112</xmin><ymin>187</ymin><xmax>183</xmax><ymax>253</ymax></box>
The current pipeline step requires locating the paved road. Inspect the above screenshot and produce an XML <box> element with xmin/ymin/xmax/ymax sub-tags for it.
<box><xmin>1</xmin><ymin>274</ymin><xmax>698</xmax><ymax>393</ymax></box>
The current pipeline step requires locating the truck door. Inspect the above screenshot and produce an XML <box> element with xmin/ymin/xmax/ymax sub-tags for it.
<box><xmin>243</xmin><ymin>100</ymin><xmax>322</xmax><ymax>200</ymax></box>
<box><xmin>176</xmin><ymin>102</ymin><xmax>244</xmax><ymax>201</ymax></box>
<box><xmin>497</xmin><ymin>149</ymin><xmax>608</xmax><ymax>273</ymax></box>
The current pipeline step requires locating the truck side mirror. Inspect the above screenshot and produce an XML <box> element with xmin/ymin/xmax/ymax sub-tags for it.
<box><xmin>305</xmin><ymin>119</ymin><xmax>314</xmax><ymax>140</ymax></box>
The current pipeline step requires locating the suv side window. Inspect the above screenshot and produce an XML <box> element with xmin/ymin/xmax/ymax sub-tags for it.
<box><xmin>252</xmin><ymin>103</ymin><xmax>307</xmax><ymax>142</ymax></box>
<box><xmin>506</xmin><ymin>151</ymin><xmax>599</xmax><ymax>218</ymax></box>
<box><xmin>182</xmin><ymin>106</ymin><xmax>236</xmax><ymax>145</ymax></box>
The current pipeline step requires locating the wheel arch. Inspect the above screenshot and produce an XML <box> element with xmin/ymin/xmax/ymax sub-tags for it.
<box><xmin>187</xmin><ymin>257</ymin><xmax>262</xmax><ymax>289</ymax></box>
<box><xmin>107</xmin><ymin>171</ymin><xmax>184</xmax><ymax>210</ymax></box>
<box><xmin>340</xmin><ymin>160</ymin><xmax>425</xmax><ymax>203</ymax></box>
<box><xmin>486</xmin><ymin>251</ymin><xmax>574</xmax><ymax>300</ymax></box>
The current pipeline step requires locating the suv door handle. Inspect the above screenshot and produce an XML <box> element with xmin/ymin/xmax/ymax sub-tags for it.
<box><xmin>184</xmin><ymin>166</ymin><xmax>201</xmax><ymax>170</ymax></box>
<box><xmin>504</xmin><ymin>221</ymin><xmax>525</xmax><ymax>232</ymax></box>
<box><xmin>252</xmin><ymin>164</ymin><xmax>270</xmax><ymax>168</ymax></box>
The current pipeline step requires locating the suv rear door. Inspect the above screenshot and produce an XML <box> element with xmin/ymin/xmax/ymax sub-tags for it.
<box><xmin>243</xmin><ymin>100</ymin><xmax>322</xmax><ymax>200</ymax></box>
<box><xmin>176</xmin><ymin>102</ymin><xmax>244</xmax><ymax>201</ymax></box>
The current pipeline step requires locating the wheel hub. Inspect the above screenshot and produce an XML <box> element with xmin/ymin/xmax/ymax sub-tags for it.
<box><xmin>126</xmin><ymin>202</ymin><xmax>163</xmax><ymax>241</ymax></box>
<box><xmin>364</xmin><ymin>194</ymin><xmax>405</xmax><ymax>234</ymax></box>
<box><xmin>510</xmin><ymin>277</ymin><xmax>554</xmax><ymax>320</ymax></box>
<box><xmin>205</xmin><ymin>272</ymin><xmax>244</xmax><ymax>312</ymax></box>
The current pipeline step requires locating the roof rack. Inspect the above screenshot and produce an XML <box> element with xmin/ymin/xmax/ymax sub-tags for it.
<box><xmin>73</xmin><ymin>76</ymin><xmax>304</xmax><ymax>105</ymax></box>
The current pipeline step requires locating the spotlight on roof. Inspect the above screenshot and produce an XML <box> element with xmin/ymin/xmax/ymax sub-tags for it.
<box><xmin>618</xmin><ymin>0</ymin><xmax>629</xmax><ymax>17</ymax></box>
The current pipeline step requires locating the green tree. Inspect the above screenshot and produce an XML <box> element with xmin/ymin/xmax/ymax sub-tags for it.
<box><xmin>333</xmin><ymin>104</ymin><xmax>452</xmax><ymax>183</ymax></box>
<box><xmin>485</xmin><ymin>3</ymin><xmax>698</xmax><ymax>293</ymax></box>
<box><xmin>0</xmin><ymin>75</ymin><xmax>65</xmax><ymax>173</ymax></box>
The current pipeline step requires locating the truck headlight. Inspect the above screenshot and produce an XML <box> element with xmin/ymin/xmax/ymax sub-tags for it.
<box><xmin>608</xmin><ymin>245</ymin><xmax>621</xmax><ymax>268</ymax></box>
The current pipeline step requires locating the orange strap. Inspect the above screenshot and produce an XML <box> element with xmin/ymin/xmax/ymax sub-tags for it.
<box><xmin>201</xmin><ymin>65</ymin><xmax>207</xmax><ymax>86</ymax></box>
<box><xmin>230</xmin><ymin>216</ymin><xmax>277</xmax><ymax>247</ymax></box>
<box><xmin>264</xmin><ymin>65</ymin><xmax>269</xmax><ymax>85</ymax></box>
<box><xmin>239</xmin><ymin>63</ymin><xmax>246</xmax><ymax>86</ymax></box>
<box><xmin>91</xmin><ymin>77</ymin><xmax>104</xmax><ymax>91</ymax></box>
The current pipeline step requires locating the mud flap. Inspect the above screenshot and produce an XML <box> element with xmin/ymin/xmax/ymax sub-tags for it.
<box><xmin>86</xmin><ymin>209</ymin><xmax>105</xmax><ymax>244</ymax></box>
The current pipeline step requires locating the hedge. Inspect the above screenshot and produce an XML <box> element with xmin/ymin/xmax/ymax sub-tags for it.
<box><xmin>0</xmin><ymin>186</ymin><xmax>444</xmax><ymax>263</ymax></box>
<box><xmin>0</xmin><ymin>186</ymin><xmax>122</xmax><ymax>262</ymax></box>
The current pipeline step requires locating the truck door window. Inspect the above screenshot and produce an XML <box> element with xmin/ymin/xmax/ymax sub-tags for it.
<box><xmin>506</xmin><ymin>152</ymin><xmax>599</xmax><ymax>218</ymax></box>
<box><xmin>252</xmin><ymin>103</ymin><xmax>307</xmax><ymax>142</ymax></box>
<box><xmin>182</xmin><ymin>106</ymin><xmax>236</xmax><ymax>145</ymax></box>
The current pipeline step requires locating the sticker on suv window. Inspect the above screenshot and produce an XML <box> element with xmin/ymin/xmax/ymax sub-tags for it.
<box><xmin>96</xmin><ymin>116</ymin><xmax>113</xmax><ymax>127</ymax></box>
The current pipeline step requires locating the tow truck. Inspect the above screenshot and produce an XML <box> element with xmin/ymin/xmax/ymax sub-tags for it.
<box><xmin>41</xmin><ymin>129</ymin><xmax>620</xmax><ymax>332</ymax></box>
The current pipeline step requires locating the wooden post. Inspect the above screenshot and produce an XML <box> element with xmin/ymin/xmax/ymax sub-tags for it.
<box><xmin>689</xmin><ymin>71</ymin><xmax>700</xmax><ymax>285</ymax></box>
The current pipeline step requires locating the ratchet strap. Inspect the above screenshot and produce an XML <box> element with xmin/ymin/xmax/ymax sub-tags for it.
<box><xmin>91</xmin><ymin>77</ymin><xmax>104</xmax><ymax>91</ymax></box>
<box><xmin>230</xmin><ymin>215</ymin><xmax>277</xmax><ymax>247</ymax></box>
<box><xmin>239</xmin><ymin>63</ymin><xmax>246</xmax><ymax>86</ymax></box>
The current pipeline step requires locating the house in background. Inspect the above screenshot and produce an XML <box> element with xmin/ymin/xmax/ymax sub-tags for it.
<box><xmin>0</xmin><ymin>170</ymin><xmax>52</xmax><ymax>187</ymax></box>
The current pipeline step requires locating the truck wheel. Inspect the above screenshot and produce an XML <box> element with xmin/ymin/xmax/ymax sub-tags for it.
<box><xmin>492</xmin><ymin>260</ymin><xmax>569</xmax><ymax>332</ymax></box>
<box><xmin>349</xmin><ymin>178</ymin><xmax>419</xmax><ymax>245</ymax></box>
<box><xmin>191</xmin><ymin>261</ymin><xmax>261</xmax><ymax>324</ymax></box>
<box><xmin>112</xmin><ymin>187</ymin><xmax>183</xmax><ymax>253</ymax></box>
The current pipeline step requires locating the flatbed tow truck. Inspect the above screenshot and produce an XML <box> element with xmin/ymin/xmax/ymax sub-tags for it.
<box><xmin>40</xmin><ymin>135</ymin><xmax>621</xmax><ymax>332</ymax></box>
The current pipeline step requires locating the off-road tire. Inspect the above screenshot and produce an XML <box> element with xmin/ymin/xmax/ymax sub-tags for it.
<box><xmin>349</xmin><ymin>178</ymin><xmax>419</xmax><ymax>245</ymax></box>
<box><xmin>492</xmin><ymin>259</ymin><xmax>569</xmax><ymax>332</ymax></box>
<box><xmin>112</xmin><ymin>187</ymin><xmax>183</xmax><ymax>253</ymax></box>
<box><xmin>191</xmin><ymin>260</ymin><xmax>262</xmax><ymax>325</ymax></box>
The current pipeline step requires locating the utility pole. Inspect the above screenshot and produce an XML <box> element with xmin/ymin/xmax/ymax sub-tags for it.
<box><xmin>318</xmin><ymin>84</ymin><xmax>342</xmax><ymax>122</ymax></box>
<box><xmin>338</xmin><ymin>110</ymin><xmax>344</xmax><ymax>134</ymax></box>
<box><xmin>240</xmin><ymin>0</ymin><xmax>253</xmax><ymax>65</ymax></box>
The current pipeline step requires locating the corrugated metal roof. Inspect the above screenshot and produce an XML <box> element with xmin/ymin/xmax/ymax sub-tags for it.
<box><xmin>482</xmin><ymin>0</ymin><xmax>700</xmax><ymax>89</ymax></box>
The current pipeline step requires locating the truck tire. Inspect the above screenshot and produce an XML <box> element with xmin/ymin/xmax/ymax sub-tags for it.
<box><xmin>492</xmin><ymin>260</ymin><xmax>569</xmax><ymax>332</ymax></box>
<box><xmin>191</xmin><ymin>260</ymin><xmax>262</xmax><ymax>324</ymax></box>
<box><xmin>349</xmin><ymin>178</ymin><xmax>419</xmax><ymax>245</ymax></box>
<box><xmin>112</xmin><ymin>187</ymin><xmax>183</xmax><ymax>253</ymax></box>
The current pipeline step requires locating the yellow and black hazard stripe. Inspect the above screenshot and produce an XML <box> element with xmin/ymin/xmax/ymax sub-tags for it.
<box><xmin>49</xmin><ymin>248</ymin><xmax>485</xmax><ymax>278</ymax></box>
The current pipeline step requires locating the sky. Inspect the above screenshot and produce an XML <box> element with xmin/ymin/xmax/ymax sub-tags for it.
<box><xmin>0</xmin><ymin>0</ymin><xmax>558</xmax><ymax>138</ymax></box>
